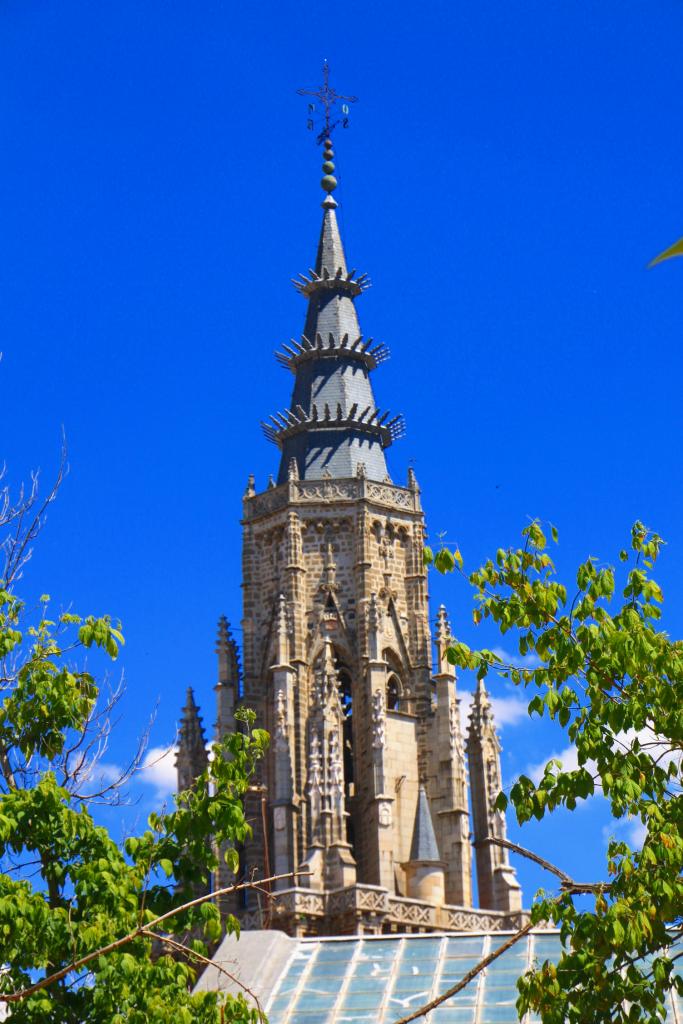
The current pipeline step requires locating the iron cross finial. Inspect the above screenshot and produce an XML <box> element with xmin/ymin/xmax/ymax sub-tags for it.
<box><xmin>297</xmin><ymin>60</ymin><xmax>358</xmax><ymax>144</ymax></box>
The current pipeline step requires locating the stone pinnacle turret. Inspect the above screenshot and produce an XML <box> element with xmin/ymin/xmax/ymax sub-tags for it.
<box><xmin>466</xmin><ymin>680</ymin><xmax>522</xmax><ymax>913</ymax></box>
<box><xmin>176</xmin><ymin>687</ymin><xmax>208</xmax><ymax>793</ymax></box>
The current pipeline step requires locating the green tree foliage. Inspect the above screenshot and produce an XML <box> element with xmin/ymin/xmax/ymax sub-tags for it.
<box><xmin>427</xmin><ymin>521</ymin><xmax>682</xmax><ymax>1023</ymax></box>
<box><xmin>0</xmin><ymin>478</ymin><xmax>268</xmax><ymax>1021</ymax></box>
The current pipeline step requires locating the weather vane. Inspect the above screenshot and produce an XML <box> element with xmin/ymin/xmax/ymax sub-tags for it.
<box><xmin>297</xmin><ymin>61</ymin><xmax>358</xmax><ymax>144</ymax></box>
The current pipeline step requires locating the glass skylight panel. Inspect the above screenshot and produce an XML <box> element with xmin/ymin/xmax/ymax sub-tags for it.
<box><xmin>401</xmin><ymin>937</ymin><xmax>443</xmax><ymax>960</ymax></box>
<box><xmin>339</xmin><ymin>988</ymin><xmax>387</xmax><ymax>1010</ymax></box>
<box><xmin>269</xmin><ymin>992</ymin><xmax>297</xmax><ymax>1015</ymax></box>
<box><xmin>478</xmin><ymin>1006</ymin><xmax>523</xmax><ymax>1023</ymax></box>
<box><xmin>440</xmin><ymin>957</ymin><xmax>488</xmax><ymax>979</ymax></box>
<box><xmin>275</xmin><ymin>973</ymin><xmax>304</xmax><ymax>994</ymax></box>
<box><xmin>444</xmin><ymin>937</ymin><xmax>487</xmax><ymax>958</ymax></box>
<box><xmin>391</xmin><ymin>973</ymin><xmax>435</xmax><ymax>995</ymax></box>
<box><xmin>316</xmin><ymin>942</ymin><xmax>358</xmax><ymax>962</ymax></box>
<box><xmin>263</xmin><ymin>931</ymin><xmax>681</xmax><ymax>1024</ymax></box>
<box><xmin>353</xmin><ymin>958</ymin><xmax>394</xmax><ymax>978</ymax></box>
<box><xmin>436</xmin><ymin>991</ymin><xmax>479</xmax><ymax>1007</ymax></box>
<box><xmin>428</xmin><ymin>1007</ymin><xmax>476</xmax><ymax>1023</ymax></box>
<box><xmin>529</xmin><ymin>934</ymin><xmax>562</xmax><ymax>961</ymax></box>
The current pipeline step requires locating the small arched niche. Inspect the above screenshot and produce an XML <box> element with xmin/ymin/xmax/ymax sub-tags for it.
<box><xmin>383</xmin><ymin>647</ymin><xmax>408</xmax><ymax>713</ymax></box>
<box><xmin>386</xmin><ymin>674</ymin><xmax>401</xmax><ymax>710</ymax></box>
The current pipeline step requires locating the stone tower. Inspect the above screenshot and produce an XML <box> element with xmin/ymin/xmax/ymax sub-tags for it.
<box><xmin>179</xmin><ymin>132</ymin><xmax>523</xmax><ymax>936</ymax></box>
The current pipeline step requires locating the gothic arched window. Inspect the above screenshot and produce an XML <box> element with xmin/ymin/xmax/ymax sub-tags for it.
<box><xmin>387</xmin><ymin>674</ymin><xmax>401</xmax><ymax>711</ymax></box>
<box><xmin>383</xmin><ymin>648</ymin><xmax>407</xmax><ymax>712</ymax></box>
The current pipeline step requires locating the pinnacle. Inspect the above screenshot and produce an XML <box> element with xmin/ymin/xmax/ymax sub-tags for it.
<box><xmin>276</xmin><ymin>592</ymin><xmax>288</xmax><ymax>629</ymax></box>
<box><xmin>435</xmin><ymin>604</ymin><xmax>451</xmax><ymax>643</ymax></box>
<box><xmin>316</xmin><ymin>203</ymin><xmax>347</xmax><ymax>278</ymax></box>
<box><xmin>409</xmin><ymin>786</ymin><xmax>441</xmax><ymax>864</ymax></box>
<box><xmin>179</xmin><ymin>688</ymin><xmax>207</xmax><ymax>753</ymax></box>
<box><xmin>216</xmin><ymin>616</ymin><xmax>234</xmax><ymax>650</ymax></box>
<box><xmin>468</xmin><ymin>678</ymin><xmax>495</xmax><ymax>741</ymax></box>
<box><xmin>183</xmin><ymin>686</ymin><xmax>199</xmax><ymax>712</ymax></box>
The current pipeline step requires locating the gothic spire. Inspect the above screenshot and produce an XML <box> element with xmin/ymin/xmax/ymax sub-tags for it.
<box><xmin>176</xmin><ymin>687</ymin><xmax>209</xmax><ymax>792</ymax></box>
<box><xmin>468</xmin><ymin>678</ymin><xmax>496</xmax><ymax>738</ymax></box>
<box><xmin>434</xmin><ymin>604</ymin><xmax>454</xmax><ymax>678</ymax></box>
<box><xmin>216</xmin><ymin>616</ymin><xmax>240</xmax><ymax>689</ymax></box>
<box><xmin>262</xmin><ymin>132</ymin><xmax>404</xmax><ymax>482</ymax></box>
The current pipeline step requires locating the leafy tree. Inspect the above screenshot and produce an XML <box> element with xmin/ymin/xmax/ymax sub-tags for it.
<box><xmin>0</xmin><ymin>470</ymin><xmax>269</xmax><ymax>1023</ymax></box>
<box><xmin>424</xmin><ymin>520</ymin><xmax>682</xmax><ymax>1023</ymax></box>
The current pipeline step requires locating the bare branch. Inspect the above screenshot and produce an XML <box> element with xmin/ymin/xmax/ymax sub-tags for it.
<box><xmin>488</xmin><ymin>837</ymin><xmax>611</xmax><ymax>894</ymax></box>
<box><xmin>2</xmin><ymin>437</ymin><xmax>67</xmax><ymax>588</ymax></box>
<box><xmin>146</xmin><ymin>930</ymin><xmax>265</xmax><ymax>1021</ymax></box>
<box><xmin>487</xmin><ymin>837</ymin><xmax>573</xmax><ymax>884</ymax></box>
<box><xmin>391</xmin><ymin>920</ymin><xmax>535</xmax><ymax>1024</ymax></box>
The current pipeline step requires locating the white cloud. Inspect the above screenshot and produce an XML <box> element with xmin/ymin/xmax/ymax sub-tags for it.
<box><xmin>91</xmin><ymin>761</ymin><xmax>126</xmax><ymax>785</ymax></box>
<box><xmin>602</xmin><ymin>816</ymin><xmax>647</xmax><ymax>849</ymax></box>
<box><xmin>527</xmin><ymin>744</ymin><xmax>583</xmax><ymax>785</ymax></box>
<box><xmin>458</xmin><ymin>687</ymin><xmax>528</xmax><ymax>732</ymax></box>
<box><xmin>526</xmin><ymin>727</ymin><xmax>679</xmax><ymax>824</ymax></box>
<box><xmin>139</xmin><ymin>745</ymin><xmax>177</xmax><ymax>798</ymax></box>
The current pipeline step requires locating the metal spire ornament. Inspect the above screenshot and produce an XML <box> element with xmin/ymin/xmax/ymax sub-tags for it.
<box><xmin>297</xmin><ymin>60</ymin><xmax>358</xmax><ymax>146</ymax></box>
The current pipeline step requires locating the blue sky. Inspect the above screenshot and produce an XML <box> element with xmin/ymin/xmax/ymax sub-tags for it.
<box><xmin>2</xmin><ymin>0</ymin><xmax>682</xmax><ymax>902</ymax></box>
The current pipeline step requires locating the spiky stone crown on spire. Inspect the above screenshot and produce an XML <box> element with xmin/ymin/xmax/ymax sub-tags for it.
<box><xmin>467</xmin><ymin>679</ymin><xmax>499</xmax><ymax>747</ymax></box>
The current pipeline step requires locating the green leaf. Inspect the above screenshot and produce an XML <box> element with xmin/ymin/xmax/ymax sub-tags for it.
<box><xmin>224</xmin><ymin>847</ymin><xmax>240</xmax><ymax>873</ymax></box>
<box><xmin>434</xmin><ymin>548</ymin><xmax>456</xmax><ymax>574</ymax></box>
<box><xmin>649</xmin><ymin>235</ymin><xmax>683</xmax><ymax>268</ymax></box>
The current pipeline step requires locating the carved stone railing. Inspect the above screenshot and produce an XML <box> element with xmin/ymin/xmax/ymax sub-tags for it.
<box><xmin>269</xmin><ymin>887</ymin><xmax>326</xmax><ymax>920</ymax></box>
<box><xmin>387</xmin><ymin>895</ymin><xmax>438</xmax><ymax>928</ymax></box>
<box><xmin>244</xmin><ymin>478</ymin><xmax>421</xmax><ymax>521</ymax></box>
<box><xmin>238</xmin><ymin>884</ymin><xmax>530</xmax><ymax>936</ymax></box>
<box><xmin>327</xmin><ymin>884</ymin><xmax>389</xmax><ymax>917</ymax></box>
<box><xmin>439</xmin><ymin>906</ymin><xmax>529</xmax><ymax>932</ymax></box>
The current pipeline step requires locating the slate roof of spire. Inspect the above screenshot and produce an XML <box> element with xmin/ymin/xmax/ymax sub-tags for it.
<box><xmin>409</xmin><ymin>785</ymin><xmax>442</xmax><ymax>863</ymax></box>
<box><xmin>263</xmin><ymin>145</ymin><xmax>404</xmax><ymax>483</ymax></box>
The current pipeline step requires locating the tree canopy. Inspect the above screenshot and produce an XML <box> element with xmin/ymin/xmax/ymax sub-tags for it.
<box><xmin>426</xmin><ymin>520</ymin><xmax>682</xmax><ymax>1023</ymax></box>
<box><xmin>0</xmin><ymin>474</ymin><xmax>269</xmax><ymax>1023</ymax></box>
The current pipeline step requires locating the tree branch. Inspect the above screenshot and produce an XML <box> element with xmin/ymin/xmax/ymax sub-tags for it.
<box><xmin>1</xmin><ymin>867</ymin><xmax>310</xmax><ymax>1005</ymax></box>
<box><xmin>391</xmin><ymin>920</ymin><xmax>535</xmax><ymax>1024</ymax></box>
<box><xmin>488</xmin><ymin>836</ymin><xmax>611</xmax><ymax>894</ymax></box>
<box><xmin>146</xmin><ymin>930</ymin><xmax>265</xmax><ymax>1021</ymax></box>
<box><xmin>487</xmin><ymin>836</ymin><xmax>573</xmax><ymax>884</ymax></box>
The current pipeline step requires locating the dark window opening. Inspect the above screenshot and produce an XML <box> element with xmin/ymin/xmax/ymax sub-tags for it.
<box><xmin>387</xmin><ymin>675</ymin><xmax>401</xmax><ymax>710</ymax></box>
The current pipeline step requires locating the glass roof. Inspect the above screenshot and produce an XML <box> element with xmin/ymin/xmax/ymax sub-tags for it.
<box><xmin>265</xmin><ymin>932</ymin><xmax>683</xmax><ymax>1024</ymax></box>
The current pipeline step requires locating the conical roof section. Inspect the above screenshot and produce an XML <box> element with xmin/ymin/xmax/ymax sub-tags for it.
<box><xmin>409</xmin><ymin>786</ymin><xmax>441</xmax><ymax>863</ymax></box>
<box><xmin>263</xmin><ymin>139</ymin><xmax>404</xmax><ymax>483</ymax></box>
<box><xmin>301</xmin><ymin>199</ymin><xmax>359</xmax><ymax>342</ymax></box>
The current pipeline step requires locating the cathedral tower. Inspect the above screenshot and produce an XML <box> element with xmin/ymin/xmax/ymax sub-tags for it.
<box><xmin>179</xmin><ymin>76</ymin><xmax>522</xmax><ymax>935</ymax></box>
